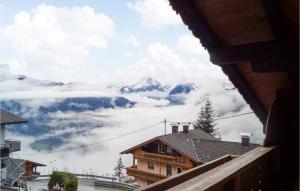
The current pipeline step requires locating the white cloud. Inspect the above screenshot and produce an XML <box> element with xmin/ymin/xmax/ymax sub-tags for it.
<box><xmin>111</xmin><ymin>42</ymin><xmax>223</xmax><ymax>86</ymax></box>
<box><xmin>14</xmin><ymin>93</ymin><xmax>263</xmax><ymax>175</ymax></box>
<box><xmin>177</xmin><ymin>34</ymin><xmax>208</xmax><ymax>56</ymax></box>
<box><xmin>125</xmin><ymin>35</ymin><xmax>141</xmax><ymax>47</ymax></box>
<box><xmin>127</xmin><ymin>0</ymin><xmax>182</xmax><ymax>29</ymax></box>
<box><xmin>2</xmin><ymin>4</ymin><xmax>114</xmax><ymax>82</ymax></box>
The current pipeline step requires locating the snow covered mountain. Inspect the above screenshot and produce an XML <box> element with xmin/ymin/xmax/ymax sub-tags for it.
<box><xmin>169</xmin><ymin>83</ymin><xmax>196</xmax><ymax>95</ymax></box>
<box><xmin>120</xmin><ymin>78</ymin><xmax>167</xmax><ymax>93</ymax></box>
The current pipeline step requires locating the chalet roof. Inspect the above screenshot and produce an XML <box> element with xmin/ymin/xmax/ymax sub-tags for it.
<box><xmin>168</xmin><ymin>0</ymin><xmax>298</xmax><ymax>130</ymax></box>
<box><xmin>121</xmin><ymin>129</ymin><xmax>258</xmax><ymax>163</ymax></box>
<box><xmin>193</xmin><ymin>139</ymin><xmax>258</xmax><ymax>163</ymax></box>
<box><xmin>12</xmin><ymin>158</ymin><xmax>46</xmax><ymax>167</ymax></box>
<box><xmin>0</xmin><ymin>109</ymin><xmax>27</xmax><ymax>125</ymax></box>
<box><xmin>159</xmin><ymin>130</ymin><xmax>218</xmax><ymax>162</ymax></box>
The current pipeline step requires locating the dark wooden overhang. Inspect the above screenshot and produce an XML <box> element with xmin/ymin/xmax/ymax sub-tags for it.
<box><xmin>0</xmin><ymin>109</ymin><xmax>28</xmax><ymax>125</ymax></box>
<box><xmin>169</xmin><ymin>0</ymin><xmax>298</xmax><ymax>131</ymax></box>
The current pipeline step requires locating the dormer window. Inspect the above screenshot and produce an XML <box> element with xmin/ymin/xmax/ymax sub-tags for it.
<box><xmin>158</xmin><ymin>144</ymin><xmax>165</xmax><ymax>153</ymax></box>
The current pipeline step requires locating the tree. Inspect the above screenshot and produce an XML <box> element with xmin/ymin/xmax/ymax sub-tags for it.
<box><xmin>114</xmin><ymin>157</ymin><xmax>125</xmax><ymax>182</ymax></box>
<box><xmin>193</xmin><ymin>99</ymin><xmax>219</xmax><ymax>136</ymax></box>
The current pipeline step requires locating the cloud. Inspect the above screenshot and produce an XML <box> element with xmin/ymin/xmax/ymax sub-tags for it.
<box><xmin>13</xmin><ymin>92</ymin><xmax>264</xmax><ymax>175</ymax></box>
<box><xmin>111</xmin><ymin>42</ymin><xmax>223</xmax><ymax>86</ymax></box>
<box><xmin>125</xmin><ymin>35</ymin><xmax>142</xmax><ymax>47</ymax></box>
<box><xmin>127</xmin><ymin>0</ymin><xmax>182</xmax><ymax>29</ymax></box>
<box><xmin>177</xmin><ymin>34</ymin><xmax>208</xmax><ymax>56</ymax></box>
<box><xmin>2</xmin><ymin>4</ymin><xmax>114</xmax><ymax>82</ymax></box>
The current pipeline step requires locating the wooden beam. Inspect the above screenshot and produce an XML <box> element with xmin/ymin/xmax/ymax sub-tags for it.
<box><xmin>261</xmin><ymin>0</ymin><xmax>289</xmax><ymax>40</ymax></box>
<box><xmin>169</xmin><ymin>0</ymin><xmax>221</xmax><ymax>49</ymax></box>
<box><xmin>209</xmin><ymin>40</ymin><xmax>295</xmax><ymax>72</ymax></box>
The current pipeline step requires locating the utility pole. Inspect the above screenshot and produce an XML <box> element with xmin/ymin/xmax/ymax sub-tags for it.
<box><xmin>164</xmin><ymin>118</ymin><xmax>167</xmax><ymax>135</ymax></box>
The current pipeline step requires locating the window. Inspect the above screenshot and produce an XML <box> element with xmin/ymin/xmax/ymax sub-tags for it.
<box><xmin>166</xmin><ymin>146</ymin><xmax>172</xmax><ymax>154</ymax></box>
<box><xmin>148</xmin><ymin>161</ymin><xmax>154</xmax><ymax>170</ymax></box>
<box><xmin>158</xmin><ymin>144</ymin><xmax>165</xmax><ymax>153</ymax></box>
<box><xmin>177</xmin><ymin>168</ymin><xmax>182</xmax><ymax>174</ymax></box>
<box><xmin>166</xmin><ymin>164</ymin><xmax>172</xmax><ymax>176</ymax></box>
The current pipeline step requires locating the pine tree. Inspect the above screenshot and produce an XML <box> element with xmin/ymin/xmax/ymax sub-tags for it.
<box><xmin>114</xmin><ymin>157</ymin><xmax>125</xmax><ymax>182</ymax></box>
<box><xmin>193</xmin><ymin>99</ymin><xmax>219</xmax><ymax>136</ymax></box>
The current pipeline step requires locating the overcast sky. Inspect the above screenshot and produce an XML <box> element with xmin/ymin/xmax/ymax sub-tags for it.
<box><xmin>0</xmin><ymin>0</ymin><xmax>266</xmax><ymax>175</ymax></box>
<box><xmin>0</xmin><ymin>0</ymin><xmax>222</xmax><ymax>84</ymax></box>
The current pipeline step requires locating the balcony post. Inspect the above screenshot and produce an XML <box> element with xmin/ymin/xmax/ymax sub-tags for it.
<box><xmin>0</xmin><ymin>124</ymin><xmax>5</xmax><ymax>145</ymax></box>
<box><xmin>159</xmin><ymin>158</ymin><xmax>161</xmax><ymax>175</ymax></box>
<box><xmin>133</xmin><ymin>157</ymin><xmax>135</xmax><ymax>166</ymax></box>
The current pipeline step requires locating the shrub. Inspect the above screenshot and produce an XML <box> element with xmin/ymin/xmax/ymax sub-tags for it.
<box><xmin>48</xmin><ymin>171</ymin><xmax>78</xmax><ymax>191</ymax></box>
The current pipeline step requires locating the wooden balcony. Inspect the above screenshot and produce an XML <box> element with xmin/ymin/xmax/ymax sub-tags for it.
<box><xmin>142</xmin><ymin>146</ymin><xmax>278</xmax><ymax>191</ymax></box>
<box><xmin>134</xmin><ymin>151</ymin><xmax>192</xmax><ymax>168</ymax></box>
<box><xmin>126</xmin><ymin>165</ymin><xmax>167</xmax><ymax>182</ymax></box>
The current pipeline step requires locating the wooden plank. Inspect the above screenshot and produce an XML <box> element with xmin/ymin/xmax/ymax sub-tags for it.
<box><xmin>143</xmin><ymin>151</ymin><xmax>177</xmax><ymax>160</ymax></box>
<box><xmin>209</xmin><ymin>40</ymin><xmax>294</xmax><ymax>72</ymax></box>
<box><xmin>126</xmin><ymin>166</ymin><xmax>167</xmax><ymax>181</ymax></box>
<box><xmin>166</xmin><ymin>147</ymin><xmax>275</xmax><ymax>191</ymax></box>
<box><xmin>210</xmin><ymin>41</ymin><xmax>275</xmax><ymax>64</ymax></box>
<box><xmin>135</xmin><ymin>155</ymin><xmax>192</xmax><ymax>168</ymax></box>
<box><xmin>261</xmin><ymin>0</ymin><xmax>288</xmax><ymax>40</ymax></box>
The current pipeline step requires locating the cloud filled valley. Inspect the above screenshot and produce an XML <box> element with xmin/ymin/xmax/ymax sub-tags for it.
<box><xmin>1</xmin><ymin>67</ymin><xmax>264</xmax><ymax>175</ymax></box>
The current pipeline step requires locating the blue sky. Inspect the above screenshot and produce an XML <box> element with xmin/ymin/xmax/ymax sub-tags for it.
<box><xmin>0</xmin><ymin>0</ymin><xmax>216</xmax><ymax>84</ymax></box>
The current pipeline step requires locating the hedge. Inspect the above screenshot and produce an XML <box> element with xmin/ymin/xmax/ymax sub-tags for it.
<box><xmin>48</xmin><ymin>171</ymin><xmax>78</xmax><ymax>191</ymax></box>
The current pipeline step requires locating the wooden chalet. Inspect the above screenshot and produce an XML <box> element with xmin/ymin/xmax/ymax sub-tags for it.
<box><xmin>12</xmin><ymin>159</ymin><xmax>46</xmax><ymax>176</ymax></box>
<box><xmin>140</xmin><ymin>0</ymin><xmax>299</xmax><ymax>191</ymax></box>
<box><xmin>121</xmin><ymin>125</ymin><xmax>258</xmax><ymax>188</ymax></box>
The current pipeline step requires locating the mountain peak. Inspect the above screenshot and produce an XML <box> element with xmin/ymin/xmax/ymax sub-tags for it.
<box><xmin>120</xmin><ymin>77</ymin><xmax>166</xmax><ymax>93</ymax></box>
<box><xmin>169</xmin><ymin>83</ymin><xmax>196</xmax><ymax>95</ymax></box>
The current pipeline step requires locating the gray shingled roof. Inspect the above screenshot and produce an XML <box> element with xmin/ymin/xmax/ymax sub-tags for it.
<box><xmin>159</xmin><ymin>130</ymin><xmax>218</xmax><ymax>162</ymax></box>
<box><xmin>0</xmin><ymin>109</ymin><xmax>27</xmax><ymax>125</ymax></box>
<box><xmin>193</xmin><ymin>139</ymin><xmax>258</xmax><ymax>162</ymax></box>
<box><xmin>121</xmin><ymin>129</ymin><xmax>259</xmax><ymax>163</ymax></box>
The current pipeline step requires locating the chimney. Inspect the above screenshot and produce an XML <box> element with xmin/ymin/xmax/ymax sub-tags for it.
<box><xmin>171</xmin><ymin>123</ymin><xmax>180</xmax><ymax>133</ymax></box>
<box><xmin>240</xmin><ymin>133</ymin><xmax>251</xmax><ymax>146</ymax></box>
<box><xmin>182</xmin><ymin>122</ymin><xmax>191</xmax><ymax>133</ymax></box>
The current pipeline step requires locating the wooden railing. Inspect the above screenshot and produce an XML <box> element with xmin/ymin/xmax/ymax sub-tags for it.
<box><xmin>142</xmin><ymin>155</ymin><xmax>233</xmax><ymax>191</ymax></box>
<box><xmin>135</xmin><ymin>151</ymin><xmax>192</xmax><ymax>168</ymax></box>
<box><xmin>126</xmin><ymin>165</ymin><xmax>167</xmax><ymax>182</ymax></box>
<box><xmin>142</xmin><ymin>147</ymin><xmax>277</xmax><ymax>191</ymax></box>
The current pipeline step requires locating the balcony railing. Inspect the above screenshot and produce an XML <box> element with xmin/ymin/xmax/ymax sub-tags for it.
<box><xmin>142</xmin><ymin>146</ymin><xmax>277</xmax><ymax>191</ymax></box>
<box><xmin>135</xmin><ymin>151</ymin><xmax>192</xmax><ymax>168</ymax></box>
<box><xmin>126</xmin><ymin>165</ymin><xmax>167</xmax><ymax>182</ymax></box>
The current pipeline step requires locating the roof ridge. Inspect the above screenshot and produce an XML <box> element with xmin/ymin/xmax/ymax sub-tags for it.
<box><xmin>194</xmin><ymin>138</ymin><xmax>260</xmax><ymax>146</ymax></box>
<box><xmin>191</xmin><ymin>138</ymin><xmax>201</xmax><ymax>162</ymax></box>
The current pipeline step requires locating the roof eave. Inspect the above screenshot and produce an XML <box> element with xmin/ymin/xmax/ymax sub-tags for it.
<box><xmin>1</xmin><ymin>120</ymin><xmax>28</xmax><ymax>125</ymax></box>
